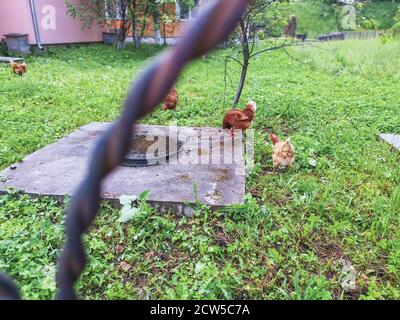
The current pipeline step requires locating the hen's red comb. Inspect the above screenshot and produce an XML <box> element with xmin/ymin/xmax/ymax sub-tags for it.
<box><xmin>269</xmin><ymin>133</ymin><xmax>280</xmax><ymax>145</ymax></box>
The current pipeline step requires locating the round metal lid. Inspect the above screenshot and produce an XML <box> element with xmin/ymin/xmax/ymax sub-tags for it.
<box><xmin>122</xmin><ymin>134</ymin><xmax>184</xmax><ymax>167</ymax></box>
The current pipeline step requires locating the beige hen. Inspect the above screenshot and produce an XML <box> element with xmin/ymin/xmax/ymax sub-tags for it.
<box><xmin>269</xmin><ymin>133</ymin><xmax>295</xmax><ymax>170</ymax></box>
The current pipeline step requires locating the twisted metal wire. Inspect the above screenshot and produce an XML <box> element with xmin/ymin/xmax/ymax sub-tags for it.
<box><xmin>0</xmin><ymin>0</ymin><xmax>250</xmax><ymax>300</ymax></box>
<box><xmin>0</xmin><ymin>274</ymin><xmax>20</xmax><ymax>300</ymax></box>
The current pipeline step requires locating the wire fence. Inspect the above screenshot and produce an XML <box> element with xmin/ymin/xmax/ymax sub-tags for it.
<box><xmin>0</xmin><ymin>0</ymin><xmax>250</xmax><ymax>300</ymax></box>
<box><xmin>317</xmin><ymin>31</ymin><xmax>381</xmax><ymax>42</ymax></box>
<box><xmin>343</xmin><ymin>31</ymin><xmax>381</xmax><ymax>40</ymax></box>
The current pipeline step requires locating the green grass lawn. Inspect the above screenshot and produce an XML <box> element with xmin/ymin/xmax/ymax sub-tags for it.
<box><xmin>1</xmin><ymin>39</ymin><xmax>400</xmax><ymax>300</ymax></box>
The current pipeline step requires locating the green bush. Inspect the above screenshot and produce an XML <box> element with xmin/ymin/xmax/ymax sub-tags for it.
<box><xmin>0</xmin><ymin>41</ymin><xmax>8</xmax><ymax>56</ymax></box>
<box><xmin>357</xmin><ymin>1</ymin><xmax>400</xmax><ymax>30</ymax></box>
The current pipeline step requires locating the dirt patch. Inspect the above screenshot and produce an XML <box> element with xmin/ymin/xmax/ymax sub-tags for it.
<box><xmin>313</xmin><ymin>241</ymin><xmax>344</xmax><ymax>261</ymax></box>
<box><xmin>312</xmin><ymin>240</ymin><xmax>368</xmax><ymax>300</ymax></box>
<box><xmin>259</xmin><ymin>125</ymin><xmax>293</xmax><ymax>136</ymax></box>
<box><xmin>366</xmin><ymin>259</ymin><xmax>389</xmax><ymax>283</ymax></box>
<box><xmin>280</xmin><ymin>125</ymin><xmax>292</xmax><ymax>136</ymax></box>
<box><xmin>268</xmin><ymin>192</ymin><xmax>293</xmax><ymax>207</ymax></box>
<box><xmin>214</xmin><ymin>225</ymin><xmax>232</xmax><ymax>247</ymax></box>
<box><xmin>260</xmin><ymin>263</ymin><xmax>278</xmax><ymax>289</ymax></box>
<box><xmin>249</xmin><ymin>187</ymin><xmax>262</xmax><ymax>201</ymax></box>
<box><xmin>331</xmin><ymin>285</ymin><xmax>364</xmax><ymax>300</ymax></box>
<box><xmin>260</xmin><ymin>165</ymin><xmax>278</xmax><ymax>176</ymax></box>
<box><xmin>259</xmin><ymin>127</ymin><xmax>275</xmax><ymax>135</ymax></box>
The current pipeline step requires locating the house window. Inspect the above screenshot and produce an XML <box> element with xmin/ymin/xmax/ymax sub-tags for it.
<box><xmin>177</xmin><ymin>0</ymin><xmax>201</xmax><ymax>21</ymax></box>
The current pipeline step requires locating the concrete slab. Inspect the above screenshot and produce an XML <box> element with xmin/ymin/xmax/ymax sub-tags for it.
<box><xmin>380</xmin><ymin>134</ymin><xmax>400</xmax><ymax>151</ymax></box>
<box><xmin>0</xmin><ymin>123</ymin><xmax>246</xmax><ymax>215</ymax></box>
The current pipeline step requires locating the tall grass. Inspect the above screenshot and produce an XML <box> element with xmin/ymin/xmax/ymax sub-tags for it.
<box><xmin>280</xmin><ymin>1</ymin><xmax>400</xmax><ymax>36</ymax></box>
<box><xmin>295</xmin><ymin>39</ymin><xmax>400</xmax><ymax>79</ymax></box>
<box><xmin>280</xmin><ymin>2</ymin><xmax>339</xmax><ymax>36</ymax></box>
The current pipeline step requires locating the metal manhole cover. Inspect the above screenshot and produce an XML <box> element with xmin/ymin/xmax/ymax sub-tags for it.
<box><xmin>122</xmin><ymin>134</ymin><xmax>184</xmax><ymax>167</ymax></box>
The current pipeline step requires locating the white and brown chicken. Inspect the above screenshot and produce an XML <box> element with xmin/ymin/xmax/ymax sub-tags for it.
<box><xmin>269</xmin><ymin>133</ymin><xmax>295</xmax><ymax>170</ymax></box>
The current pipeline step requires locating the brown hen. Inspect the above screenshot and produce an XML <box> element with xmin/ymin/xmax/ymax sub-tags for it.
<box><xmin>10</xmin><ymin>60</ymin><xmax>27</xmax><ymax>76</ymax></box>
<box><xmin>222</xmin><ymin>101</ymin><xmax>257</xmax><ymax>136</ymax></box>
<box><xmin>163</xmin><ymin>87</ymin><xmax>179</xmax><ymax>111</ymax></box>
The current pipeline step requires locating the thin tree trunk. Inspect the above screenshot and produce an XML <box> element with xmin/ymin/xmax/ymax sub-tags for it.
<box><xmin>233</xmin><ymin>19</ymin><xmax>250</xmax><ymax>108</ymax></box>
<box><xmin>137</xmin><ymin>11</ymin><xmax>149</xmax><ymax>48</ymax></box>
<box><xmin>116</xmin><ymin>2</ymin><xmax>128</xmax><ymax>50</ymax></box>
<box><xmin>135</xmin><ymin>20</ymin><xmax>147</xmax><ymax>49</ymax></box>
<box><xmin>233</xmin><ymin>61</ymin><xmax>248</xmax><ymax>108</ymax></box>
<box><xmin>163</xmin><ymin>3</ymin><xmax>167</xmax><ymax>45</ymax></box>
<box><xmin>132</xmin><ymin>3</ymin><xmax>149</xmax><ymax>49</ymax></box>
<box><xmin>132</xmin><ymin>19</ymin><xmax>138</xmax><ymax>48</ymax></box>
<box><xmin>131</xmin><ymin>0</ymin><xmax>138</xmax><ymax>48</ymax></box>
<box><xmin>132</xmin><ymin>15</ymin><xmax>139</xmax><ymax>48</ymax></box>
<box><xmin>154</xmin><ymin>16</ymin><xmax>161</xmax><ymax>45</ymax></box>
<box><xmin>116</xmin><ymin>31</ymin><xmax>126</xmax><ymax>50</ymax></box>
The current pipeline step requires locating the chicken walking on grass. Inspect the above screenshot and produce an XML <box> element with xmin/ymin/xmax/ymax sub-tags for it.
<box><xmin>222</xmin><ymin>101</ymin><xmax>257</xmax><ymax>136</ymax></box>
<box><xmin>269</xmin><ymin>133</ymin><xmax>295</xmax><ymax>171</ymax></box>
<box><xmin>163</xmin><ymin>87</ymin><xmax>179</xmax><ymax>111</ymax></box>
<box><xmin>10</xmin><ymin>60</ymin><xmax>27</xmax><ymax>76</ymax></box>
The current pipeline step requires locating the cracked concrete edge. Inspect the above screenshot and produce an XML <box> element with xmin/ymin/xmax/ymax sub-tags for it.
<box><xmin>379</xmin><ymin>133</ymin><xmax>400</xmax><ymax>151</ymax></box>
<box><xmin>0</xmin><ymin>188</ymin><xmax>231</xmax><ymax>217</ymax></box>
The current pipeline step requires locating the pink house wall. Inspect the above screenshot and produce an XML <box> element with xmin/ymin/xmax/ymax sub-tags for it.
<box><xmin>0</xmin><ymin>0</ymin><xmax>105</xmax><ymax>45</ymax></box>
